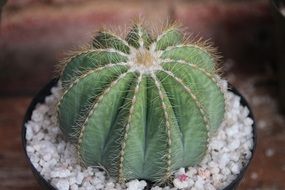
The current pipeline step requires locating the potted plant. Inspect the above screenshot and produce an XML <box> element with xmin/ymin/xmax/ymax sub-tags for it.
<box><xmin>22</xmin><ymin>22</ymin><xmax>256</xmax><ymax>190</ymax></box>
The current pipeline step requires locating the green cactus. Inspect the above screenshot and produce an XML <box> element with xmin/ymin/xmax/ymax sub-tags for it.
<box><xmin>57</xmin><ymin>23</ymin><xmax>225</xmax><ymax>184</ymax></box>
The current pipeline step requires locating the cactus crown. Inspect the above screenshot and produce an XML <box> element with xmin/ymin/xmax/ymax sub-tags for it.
<box><xmin>57</xmin><ymin>22</ymin><xmax>225</xmax><ymax>184</ymax></box>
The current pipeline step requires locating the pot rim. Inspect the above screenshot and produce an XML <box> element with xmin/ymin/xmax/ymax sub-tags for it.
<box><xmin>22</xmin><ymin>78</ymin><xmax>257</xmax><ymax>190</ymax></box>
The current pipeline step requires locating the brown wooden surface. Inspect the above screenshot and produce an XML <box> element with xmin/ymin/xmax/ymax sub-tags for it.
<box><xmin>0</xmin><ymin>0</ymin><xmax>272</xmax><ymax>96</ymax></box>
<box><xmin>0</xmin><ymin>0</ymin><xmax>284</xmax><ymax>189</ymax></box>
<box><xmin>0</xmin><ymin>97</ymin><xmax>39</xmax><ymax>190</ymax></box>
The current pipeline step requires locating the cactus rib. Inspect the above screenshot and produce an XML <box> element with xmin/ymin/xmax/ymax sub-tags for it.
<box><xmin>118</xmin><ymin>74</ymin><xmax>143</xmax><ymax>183</ymax></box>
<box><xmin>151</xmin><ymin>73</ymin><xmax>173</xmax><ymax>181</ymax></box>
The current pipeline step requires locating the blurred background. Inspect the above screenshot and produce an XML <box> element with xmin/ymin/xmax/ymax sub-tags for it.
<box><xmin>0</xmin><ymin>0</ymin><xmax>284</xmax><ymax>189</ymax></box>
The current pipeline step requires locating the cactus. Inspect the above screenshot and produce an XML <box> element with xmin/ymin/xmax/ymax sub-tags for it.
<box><xmin>57</xmin><ymin>23</ymin><xmax>225</xmax><ymax>184</ymax></box>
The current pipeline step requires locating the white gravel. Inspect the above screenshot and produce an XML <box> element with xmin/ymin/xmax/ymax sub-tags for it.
<box><xmin>25</xmin><ymin>80</ymin><xmax>254</xmax><ymax>190</ymax></box>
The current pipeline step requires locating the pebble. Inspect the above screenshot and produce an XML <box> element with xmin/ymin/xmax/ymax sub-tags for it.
<box><xmin>126</xmin><ymin>180</ymin><xmax>147</xmax><ymax>190</ymax></box>
<box><xmin>230</xmin><ymin>162</ymin><xmax>241</xmax><ymax>175</ymax></box>
<box><xmin>76</xmin><ymin>172</ymin><xmax>84</xmax><ymax>184</ymax></box>
<box><xmin>53</xmin><ymin>179</ymin><xmax>70</xmax><ymax>190</ymax></box>
<box><xmin>219</xmin><ymin>154</ymin><xmax>230</xmax><ymax>168</ymax></box>
<box><xmin>194</xmin><ymin>178</ymin><xmax>204</xmax><ymax>190</ymax></box>
<box><xmin>210</xmin><ymin>139</ymin><xmax>224</xmax><ymax>150</ymax></box>
<box><xmin>173</xmin><ymin>177</ymin><xmax>188</xmax><ymax>189</ymax></box>
<box><xmin>50</xmin><ymin>168</ymin><xmax>71</xmax><ymax>178</ymax></box>
<box><xmin>70</xmin><ymin>184</ymin><xmax>78</xmax><ymax>190</ymax></box>
<box><xmin>31</xmin><ymin>110</ymin><xmax>44</xmax><ymax>122</ymax></box>
<box><xmin>26</xmin><ymin>126</ymin><xmax>33</xmax><ymax>141</ymax></box>
<box><xmin>228</xmin><ymin>140</ymin><xmax>240</xmax><ymax>150</ymax></box>
<box><xmin>25</xmin><ymin>80</ymin><xmax>254</xmax><ymax>190</ymax></box>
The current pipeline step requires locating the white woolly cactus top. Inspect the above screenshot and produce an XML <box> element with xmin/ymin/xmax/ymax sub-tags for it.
<box><xmin>57</xmin><ymin>22</ymin><xmax>225</xmax><ymax>185</ymax></box>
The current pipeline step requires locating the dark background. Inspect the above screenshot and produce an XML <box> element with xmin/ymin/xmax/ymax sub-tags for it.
<box><xmin>0</xmin><ymin>0</ymin><xmax>284</xmax><ymax>189</ymax></box>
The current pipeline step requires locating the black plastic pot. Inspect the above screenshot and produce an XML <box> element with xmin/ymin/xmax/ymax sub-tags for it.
<box><xmin>22</xmin><ymin>79</ymin><xmax>256</xmax><ymax>190</ymax></box>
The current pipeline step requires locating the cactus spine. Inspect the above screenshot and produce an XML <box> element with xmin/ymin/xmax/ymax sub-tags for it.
<box><xmin>57</xmin><ymin>23</ymin><xmax>225</xmax><ymax>184</ymax></box>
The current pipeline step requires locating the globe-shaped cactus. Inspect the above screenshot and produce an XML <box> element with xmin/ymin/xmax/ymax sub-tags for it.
<box><xmin>57</xmin><ymin>23</ymin><xmax>225</xmax><ymax>183</ymax></box>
